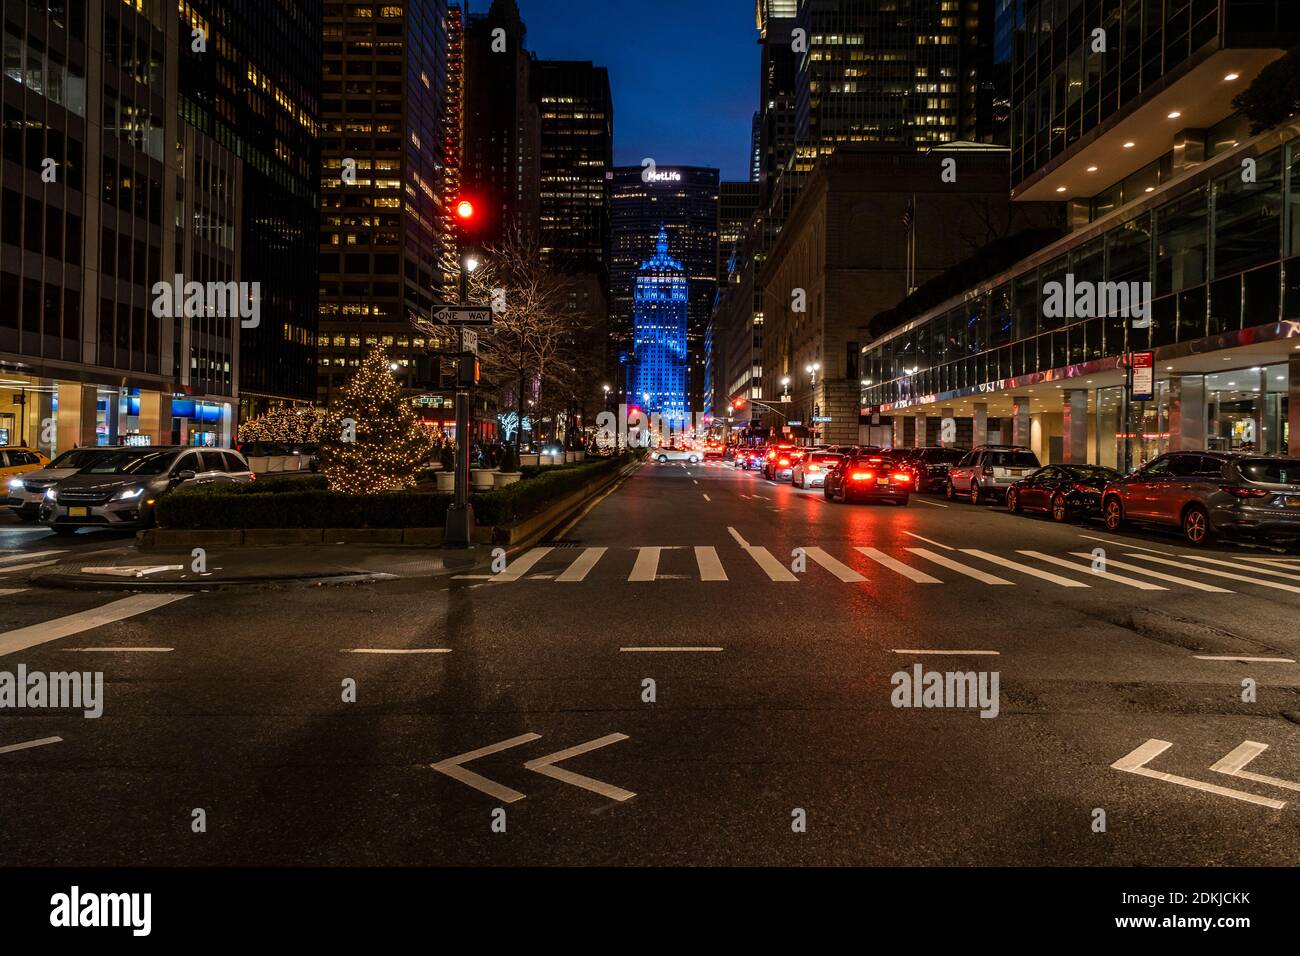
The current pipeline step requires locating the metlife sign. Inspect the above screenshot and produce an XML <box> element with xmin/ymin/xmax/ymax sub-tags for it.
<box><xmin>646</xmin><ymin>171</ymin><xmax>681</xmax><ymax>183</ymax></box>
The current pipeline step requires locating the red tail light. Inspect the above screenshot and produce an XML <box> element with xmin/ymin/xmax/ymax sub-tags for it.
<box><xmin>868</xmin><ymin>457</ymin><xmax>883</xmax><ymax>464</ymax></box>
<box><xmin>249</xmin><ymin>472</ymin><xmax>257</xmax><ymax>481</ymax></box>
<box><xmin>807</xmin><ymin>464</ymin><xmax>820</xmax><ymax>473</ymax></box>
<box><xmin>1221</xmin><ymin>485</ymin><xmax>1270</xmax><ymax>499</ymax></box>
<box><xmin>778</xmin><ymin>458</ymin><xmax>790</xmax><ymax>466</ymax></box>
<box><xmin>892</xmin><ymin>472</ymin><xmax>911</xmax><ymax>483</ymax></box>
<box><xmin>850</xmin><ymin>471</ymin><xmax>874</xmax><ymax>481</ymax></box>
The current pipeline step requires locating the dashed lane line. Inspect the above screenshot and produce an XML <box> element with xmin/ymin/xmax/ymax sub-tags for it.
<box><xmin>0</xmin><ymin>736</ymin><xmax>63</xmax><ymax>755</ymax></box>
<box><xmin>891</xmin><ymin>649</ymin><xmax>1000</xmax><ymax>655</ymax></box>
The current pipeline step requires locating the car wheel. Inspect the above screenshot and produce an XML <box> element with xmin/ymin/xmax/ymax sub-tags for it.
<box><xmin>689</xmin><ymin>455</ymin><xmax>699</xmax><ymax>464</ymax></box>
<box><xmin>823</xmin><ymin>484</ymin><xmax>832</xmax><ymax>500</ymax></box>
<box><xmin>1051</xmin><ymin>493</ymin><xmax>1069</xmax><ymax>523</ymax></box>
<box><xmin>946</xmin><ymin>480</ymin><xmax>956</xmax><ymax>500</ymax></box>
<box><xmin>657</xmin><ymin>455</ymin><xmax>667</xmax><ymax>463</ymax></box>
<box><xmin>1182</xmin><ymin>505</ymin><xmax>1213</xmax><ymax>546</ymax></box>
<box><xmin>1103</xmin><ymin>496</ymin><xmax>1125</xmax><ymax>531</ymax></box>
<box><xmin>969</xmin><ymin>481</ymin><xmax>981</xmax><ymax>505</ymax></box>
<box><xmin>794</xmin><ymin>475</ymin><xmax>803</xmax><ymax>488</ymax></box>
<box><xmin>1006</xmin><ymin>488</ymin><xmax>1021</xmax><ymax>514</ymax></box>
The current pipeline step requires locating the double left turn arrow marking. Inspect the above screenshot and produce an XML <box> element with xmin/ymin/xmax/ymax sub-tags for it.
<box><xmin>431</xmin><ymin>733</ymin><xmax>635</xmax><ymax>803</ymax></box>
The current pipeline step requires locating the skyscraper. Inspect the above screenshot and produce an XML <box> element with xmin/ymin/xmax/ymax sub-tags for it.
<box><xmin>718</xmin><ymin>181</ymin><xmax>759</xmax><ymax>284</ymax></box>
<box><xmin>632</xmin><ymin>227</ymin><xmax>690</xmax><ymax>428</ymax></box>
<box><xmin>609</xmin><ymin>166</ymin><xmax>719</xmax><ymax>410</ymax></box>
<box><xmin>316</xmin><ymin>0</ymin><xmax>453</xmax><ymax>406</ymax></box>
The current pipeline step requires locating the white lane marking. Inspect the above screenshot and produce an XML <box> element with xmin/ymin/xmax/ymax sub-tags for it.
<box><xmin>0</xmin><ymin>736</ymin><xmax>63</xmax><ymax>755</ymax></box>
<box><xmin>1017</xmin><ymin>551</ymin><xmax>1166</xmax><ymax>590</ymax></box>
<box><xmin>620</xmin><ymin>646</ymin><xmax>723</xmax><ymax>653</ymax></box>
<box><xmin>557</xmin><ymin>547</ymin><xmax>607</xmax><ymax>583</ymax></box>
<box><xmin>430</xmin><ymin>733</ymin><xmax>542</xmax><ymax>804</ymax></box>
<box><xmin>727</xmin><ymin>526</ymin><xmax>750</xmax><ymax>548</ymax></box>
<box><xmin>1077</xmin><ymin>533</ymin><xmax>1172</xmax><ymax>556</ymax></box>
<box><xmin>0</xmin><ymin>550</ymin><xmax>65</xmax><ymax>565</ymax></box>
<box><xmin>1238</xmin><ymin>555</ymin><xmax>1300</xmax><ymax>566</ymax></box>
<box><xmin>913</xmin><ymin>498</ymin><xmax>949</xmax><ymax>508</ymax></box>
<box><xmin>1125</xmin><ymin>554</ymin><xmax>1300</xmax><ymax>594</ymax></box>
<box><xmin>524</xmin><ymin>733</ymin><xmax>636</xmax><ymax>802</ymax></box>
<box><xmin>802</xmin><ymin>547</ymin><xmax>867</xmax><ymax>582</ymax></box>
<box><xmin>856</xmin><ymin>547</ymin><xmax>942</xmax><ymax>583</ymax></box>
<box><xmin>451</xmin><ymin>574</ymin><xmax>493</xmax><ymax>580</ymax></box>
<box><xmin>0</xmin><ymin>588</ymin><xmax>27</xmax><ymax>597</ymax></box>
<box><xmin>62</xmin><ymin>646</ymin><xmax>174</xmax><ymax>653</ymax></box>
<box><xmin>891</xmin><ymin>649</ymin><xmax>1000</xmax><ymax>655</ymax></box>
<box><xmin>906</xmin><ymin>548</ymin><xmax>1013</xmax><ymax>585</ymax></box>
<box><xmin>743</xmin><ymin>545</ymin><xmax>799</xmax><ymax>582</ymax></box>
<box><xmin>0</xmin><ymin>559</ymin><xmax>60</xmax><ymax>574</ymax></box>
<box><xmin>491</xmin><ymin>547</ymin><xmax>553</xmax><ymax>583</ymax></box>
<box><xmin>0</xmin><ymin>593</ymin><xmax>191</xmax><ymax>658</ymax></box>
<box><xmin>1179</xmin><ymin>554</ymin><xmax>1300</xmax><ymax>583</ymax></box>
<box><xmin>961</xmin><ymin>549</ymin><xmax>1090</xmax><ymax>588</ymax></box>
<box><xmin>694</xmin><ymin>546</ymin><xmax>728</xmax><ymax>582</ymax></box>
<box><xmin>629</xmin><ymin>546</ymin><xmax>666</xmax><ymax>582</ymax></box>
<box><xmin>343</xmin><ymin>648</ymin><xmax>452</xmax><ymax>654</ymax></box>
<box><xmin>1194</xmin><ymin>655</ymin><xmax>1295</xmax><ymax>663</ymax></box>
<box><xmin>1210</xmin><ymin>741</ymin><xmax>1300</xmax><ymax>792</ymax></box>
<box><xmin>1067</xmin><ymin>553</ymin><xmax>1232</xmax><ymax>592</ymax></box>
<box><xmin>79</xmin><ymin>565</ymin><xmax>184</xmax><ymax>577</ymax></box>
<box><xmin>702</xmin><ymin>493</ymin><xmax>711</xmax><ymax>501</ymax></box>
<box><xmin>903</xmin><ymin>532</ymin><xmax>953</xmax><ymax>551</ymax></box>
<box><xmin>1111</xmin><ymin>739</ymin><xmax>1285</xmax><ymax>809</ymax></box>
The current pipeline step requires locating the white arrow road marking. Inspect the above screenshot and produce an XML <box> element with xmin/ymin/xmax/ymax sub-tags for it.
<box><xmin>524</xmin><ymin>733</ymin><xmax>635</xmax><ymax>802</ymax></box>
<box><xmin>1210</xmin><ymin>741</ymin><xmax>1300</xmax><ymax>792</ymax></box>
<box><xmin>0</xmin><ymin>593</ymin><xmax>191</xmax><ymax>657</ymax></box>
<box><xmin>1111</xmin><ymin>739</ymin><xmax>1285</xmax><ymax>809</ymax></box>
<box><xmin>0</xmin><ymin>736</ymin><xmax>62</xmax><ymax>755</ymax></box>
<box><xmin>430</xmin><ymin>733</ymin><xmax>541</xmax><ymax>804</ymax></box>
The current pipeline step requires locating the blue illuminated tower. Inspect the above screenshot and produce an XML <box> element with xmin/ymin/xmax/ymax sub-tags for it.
<box><xmin>631</xmin><ymin>227</ymin><xmax>690</xmax><ymax>429</ymax></box>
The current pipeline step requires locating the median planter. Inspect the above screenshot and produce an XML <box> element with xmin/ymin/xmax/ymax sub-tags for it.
<box><xmin>493</xmin><ymin>471</ymin><xmax>522</xmax><ymax>489</ymax></box>
<box><xmin>519</xmin><ymin>453</ymin><xmax>540</xmax><ymax>467</ymax></box>
<box><xmin>471</xmin><ymin>468</ymin><xmax>497</xmax><ymax>491</ymax></box>
<box><xmin>435</xmin><ymin>471</ymin><xmax>455</xmax><ymax>492</ymax></box>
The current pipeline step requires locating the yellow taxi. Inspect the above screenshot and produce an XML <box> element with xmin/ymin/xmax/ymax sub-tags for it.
<box><xmin>0</xmin><ymin>446</ymin><xmax>51</xmax><ymax>479</ymax></box>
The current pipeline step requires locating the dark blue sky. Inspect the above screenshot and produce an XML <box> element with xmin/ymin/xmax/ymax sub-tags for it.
<box><xmin>509</xmin><ymin>0</ymin><xmax>758</xmax><ymax>180</ymax></box>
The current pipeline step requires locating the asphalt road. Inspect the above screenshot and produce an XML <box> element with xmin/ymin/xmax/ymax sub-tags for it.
<box><xmin>1</xmin><ymin>461</ymin><xmax>1299</xmax><ymax>866</ymax></box>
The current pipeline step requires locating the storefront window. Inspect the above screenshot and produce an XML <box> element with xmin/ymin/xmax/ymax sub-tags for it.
<box><xmin>1213</xmin><ymin>148</ymin><xmax>1282</xmax><ymax>279</ymax></box>
<box><xmin>1206</xmin><ymin>363</ymin><xmax>1288</xmax><ymax>455</ymax></box>
<box><xmin>1155</xmin><ymin>186</ymin><xmax>1207</xmax><ymax>297</ymax></box>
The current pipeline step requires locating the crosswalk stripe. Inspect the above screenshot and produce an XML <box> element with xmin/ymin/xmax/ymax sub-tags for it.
<box><xmin>1177</xmin><ymin>554</ymin><xmax>1300</xmax><ymax>583</ymax></box>
<box><xmin>0</xmin><ymin>550</ymin><xmax>65</xmax><ymax>565</ymax></box>
<box><xmin>493</xmin><ymin>547</ymin><xmax>552</xmax><ymax>582</ymax></box>
<box><xmin>0</xmin><ymin>559</ymin><xmax>60</xmax><ymax>575</ymax></box>
<box><xmin>1125</xmin><ymin>554</ymin><xmax>1300</xmax><ymax>594</ymax></box>
<box><xmin>855</xmin><ymin>547</ymin><xmax>942</xmax><ymax>583</ymax></box>
<box><xmin>557</xmin><ymin>547</ymin><xmax>606</xmax><ymax>582</ymax></box>
<box><xmin>743</xmin><ymin>545</ymin><xmax>799</xmax><ymax>582</ymax></box>
<box><xmin>629</xmin><ymin>547</ymin><xmax>664</xmax><ymax>582</ymax></box>
<box><xmin>1017</xmin><ymin>551</ymin><xmax>1166</xmax><ymax>590</ymax></box>
<box><xmin>960</xmin><ymin>549</ymin><xmax>1090</xmax><ymax>588</ymax></box>
<box><xmin>803</xmin><ymin>547</ymin><xmax>867</xmax><ymax>582</ymax></box>
<box><xmin>0</xmin><ymin>589</ymin><xmax>27</xmax><ymax>598</ymax></box>
<box><xmin>1067</xmin><ymin>553</ymin><xmax>1232</xmax><ymax>592</ymax></box>
<box><xmin>694</xmin><ymin>546</ymin><xmax>728</xmax><ymax>581</ymax></box>
<box><xmin>0</xmin><ymin>593</ymin><xmax>191</xmax><ymax>657</ymax></box>
<box><xmin>907</xmin><ymin>548</ymin><xmax>1013</xmax><ymax>585</ymax></box>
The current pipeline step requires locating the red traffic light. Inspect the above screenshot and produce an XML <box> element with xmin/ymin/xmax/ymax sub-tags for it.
<box><xmin>455</xmin><ymin>199</ymin><xmax>475</xmax><ymax>221</ymax></box>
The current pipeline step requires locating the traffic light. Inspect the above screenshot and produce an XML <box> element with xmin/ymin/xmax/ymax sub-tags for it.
<box><xmin>456</xmin><ymin>356</ymin><xmax>480</xmax><ymax>387</ymax></box>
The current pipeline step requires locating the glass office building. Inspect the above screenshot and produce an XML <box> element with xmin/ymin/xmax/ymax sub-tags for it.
<box><xmin>631</xmin><ymin>228</ymin><xmax>690</xmax><ymax>429</ymax></box>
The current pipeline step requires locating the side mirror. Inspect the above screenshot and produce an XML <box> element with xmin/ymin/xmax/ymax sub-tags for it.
<box><xmin>174</xmin><ymin>470</ymin><xmax>197</xmax><ymax>483</ymax></box>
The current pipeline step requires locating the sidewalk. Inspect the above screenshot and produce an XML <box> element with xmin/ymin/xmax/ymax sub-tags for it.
<box><xmin>28</xmin><ymin>541</ymin><xmax>496</xmax><ymax>590</ymax></box>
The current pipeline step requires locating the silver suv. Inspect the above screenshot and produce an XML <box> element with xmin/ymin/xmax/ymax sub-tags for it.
<box><xmin>947</xmin><ymin>445</ymin><xmax>1040</xmax><ymax>505</ymax></box>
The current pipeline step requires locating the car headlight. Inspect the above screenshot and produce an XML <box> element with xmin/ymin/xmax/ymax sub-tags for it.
<box><xmin>45</xmin><ymin>487</ymin><xmax>57</xmax><ymax>500</ymax></box>
<box><xmin>7</xmin><ymin>478</ymin><xmax>22</xmax><ymax>490</ymax></box>
<box><xmin>112</xmin><ymin>486</ymin><xmax>145</xmax><ymax>501</ymax></box>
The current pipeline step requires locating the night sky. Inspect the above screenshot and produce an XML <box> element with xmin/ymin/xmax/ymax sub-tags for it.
<box><xmin>509</xmin><ymin>0</ymin><xmax>758</xmax><ymax>180</ymax></box>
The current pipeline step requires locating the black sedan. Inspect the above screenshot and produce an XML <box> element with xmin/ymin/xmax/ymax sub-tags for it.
<box><xmin>1005</xmin><ymin>464</ymin><xmax>1120</xmax><ymax>523</ymax></box>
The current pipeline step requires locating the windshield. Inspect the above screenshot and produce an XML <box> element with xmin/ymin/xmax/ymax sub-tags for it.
<box><xmin>1065</xmin><ymin>465</ymin><xmax>1120</xmax><ymax>479</ymax></box>
<box><xmin>80</xmin><ymin>450</ymin><xmax>180</xmax><ymax>476</ymax></box>
<box><xmin>809</xmin><ymin>453</ymin><xmax>842</xmax><ymax>463</ymax></box>
<box><xmin>48</xmin><ymin>448</ymin><xmax>113</xmax><ymax>469</ymax></box>
<box><xmin>1237</xmin><ymin>458</ymin><xmax>1300</xmax><ymax>485</ymax></box>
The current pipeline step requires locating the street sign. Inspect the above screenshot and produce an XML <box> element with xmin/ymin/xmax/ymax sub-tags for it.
<box><xmin>434</xmin><ymin>306</ymin><xmax>493</xmax><ymax>325</ymax></box>
<box><xmin>812</xmin><ymin>416</ymin><xmax>832</xmax><ymax>423</ymax></box>
<box><xmin>1130</xmin><ymin>350</ymin><xmax>1154</xmax><ymax>401</ymax></box>
<box><xmin>460</xmin><ymin>328</ymin><xmax>478</xmax><ymax>356</ymax></box>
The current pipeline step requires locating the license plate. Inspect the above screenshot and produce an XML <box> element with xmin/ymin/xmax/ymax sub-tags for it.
<box><xmin>67</xmin><ymin>506</ymin><xmax>88</xmax><ymax>517</ymax></box>
<box><xmin>1285</xmin><ymin>497</ymin><xmax>1300</xmax><ymax>508</ymax></box>
<box><xmin>1009</xmin><ymin>469</ymin><xmax>1025</xmax><ymax>477</ymax></box>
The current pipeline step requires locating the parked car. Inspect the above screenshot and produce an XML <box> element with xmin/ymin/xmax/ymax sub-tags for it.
<box><xmin>40</xmin><ymin>446</ymin><xmax>253</xmax><ymax>535</ymax></box>
<box><xmin>1</xmin><ymin>446</ymin><xmax>50</xmax><ymax>483</ymax></box>
<box><xmin>6</xmin><ymin>446</ymin><xmax>118</xmax><ymax>521</ymax></box>
<box><xmin>823</xmin><ymin>451</ymin><xmax>913</xmax><ymax>504</ymax></box>
<box><xmin>1101</xmin><ymin>451</ymin><xmax>1300</xmax><ymax>546</ymax></box>
<box><xmin>652</xmin><ymin>446</ymin><xmax>700</xmax><ymax>464</ymax></box>
<box><xmin>902</xmin><ymin>446</ymin><xmax>970</xmax><ymax>492</ymax></box>
<box><xmin>947</xmin><ymin>445</ymin><xmax>1041</xmax><ymax>504</ymax></box>
<box><xmin>791</xmin><ymin>451</ymin><xmax>843</xmax><ymax>489</ymax></box>
<box><xmin>762</xmin><ymin>443</ymin><xmax>797</xmax><ymax>480</ymax></box>
<box><xmin>1006</xmin><ymin>463</ymin><xmax>1120</xmax><ymax>523</ymax></box>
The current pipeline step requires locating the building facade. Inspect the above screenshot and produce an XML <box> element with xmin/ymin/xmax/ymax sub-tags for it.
<box><xmin>608</xmin><ymin>165</ymin><xmax>719</xmax><ymax>411</ymax></box>
<box><xmin>861</xmin><ymin>0</ymin><xmax>1300</xmax><ymax>466</ymax></box>
<box><xmin>632</xmin><ymin>228</ymin><xmax>690</xmax><ymax>429</ymax></box>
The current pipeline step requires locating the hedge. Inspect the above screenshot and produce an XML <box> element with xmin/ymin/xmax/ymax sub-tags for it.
<box><xmin>156</xmin><ymin>453</ymin><xmax>634</xmax><ymax>530</ymax></box>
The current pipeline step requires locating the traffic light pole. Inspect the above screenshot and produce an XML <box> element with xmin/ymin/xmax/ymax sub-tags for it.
<box><xmin>444</xmin><ymin>253</ymin><xmax>475</xmax><ymax>548</ymax></box>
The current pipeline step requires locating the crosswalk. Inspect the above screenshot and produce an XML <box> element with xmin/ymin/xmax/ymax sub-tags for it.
<box><xmin>466</xmin><ymin>543</ymin><xmax>1300</xmax><ymax>597</ymax></box>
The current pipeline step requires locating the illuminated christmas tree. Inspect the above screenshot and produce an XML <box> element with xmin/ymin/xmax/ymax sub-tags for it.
<box><xmin>318</xmin><ymin>345</ymin><xmax>434</xmax><ymax>493</ymax></box>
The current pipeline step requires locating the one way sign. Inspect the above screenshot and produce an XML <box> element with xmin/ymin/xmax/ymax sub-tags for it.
<box><xmin>435</xmin><ymin>306</ymin><xmax>493</xmax><ymax>325</ymax></box>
